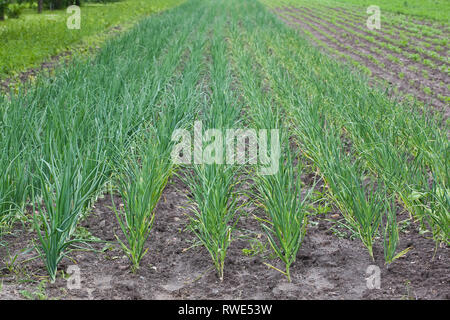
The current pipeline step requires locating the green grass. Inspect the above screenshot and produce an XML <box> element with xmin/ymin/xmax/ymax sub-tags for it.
<box><xmin>336</xmin><ymin>0</ymin><xmax>450</xmax><ymax>22</ymax></box>
<box><xmin>0</xmin><ymin>0</ymin><xmax>183</xmax><ymax>79</ymax></box>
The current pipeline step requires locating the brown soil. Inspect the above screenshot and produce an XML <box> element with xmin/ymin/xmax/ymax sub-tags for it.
<box><xmin>0</xmin><ymin>174</ymin><xmax>448</xmax><ymax>300</ymax></box>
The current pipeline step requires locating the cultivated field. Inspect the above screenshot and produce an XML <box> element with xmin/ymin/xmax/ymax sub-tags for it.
<box><xmin>0</xmin><ymin>0</ymin><xmax>448</xmax><ymax>300</ymax></box>
<box><xmin>266</xmin><ymin>0</ymin><xmax>450</xmax><ymax>120</ymax></box>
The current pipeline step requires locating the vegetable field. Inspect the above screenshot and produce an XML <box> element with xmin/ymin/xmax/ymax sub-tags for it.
<box><xmin>0</xmin><ymin>0</ymin><xmax>448</xmax><ymax>300</ymax></box>
<box><xmin>267</xmin><ymin>0</ymin><xmax>450</xmax><ymax>119</ymax></box>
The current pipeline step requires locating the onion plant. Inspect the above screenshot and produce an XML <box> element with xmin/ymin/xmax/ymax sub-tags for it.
<box><xmin>383</xmin><ymin>196</ymin><xmax>412</xmax><ymax>266</ymax></box>
<box><xmin>184</xmin><ymin>162</ymin><xmax>241</xmax><ymax>281</ymax></box>
<box><xmin>228</xmin><ymin>7</ymin><xmax>389</xmax><ymax>261</ymax></box>
<box><xmin>0</xmin><ymin>155</ymin><xmax>15</xmax><ymax>230</ymax></box>
<box><xmin>111</xmin><ymin>5</ymin><xmax>209</xmax><ymax>271</ymax></box>
<box><xmin>229</xmin><ymin>24</ymin><xmax>311</xmax><ymax>281</ymax></box>
<box><xmin>183</xmin><ymin>15</ymin><xmax>243</xmax><ymax>281</ymax></box>
<box><xmin>0</xmin><ymin>99</ymin><xmax>32</xmax><ymax>230</ymax></box>
<box><xmin>253</xmin><ymin>144</ymin><xmax>314</xmax><ymax>282</ymax></box>
<box><xmin>322</xmin><ymin>155</ymin><xmax>384</xmax><ymax>260</ymax></box>
<box><xmin>111</xmin><ymin>66</ymin><xmax>202</xmax><ymax>271</ymax></box>
<box><xmin>112</xmin><ymin>129</ymin><xmax>173</xmax><ymax>272</ymax></box>
<box><xmin>410</xmin><ymin>172</ymin><xmax>450</xmax><ymax>245</ymax></box>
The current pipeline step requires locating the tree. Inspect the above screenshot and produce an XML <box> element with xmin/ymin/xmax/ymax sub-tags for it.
<box><xmin>38</xmin><ymin>0</ymin><xmax>43</xmax><ymax>13</ymax></box>
<box><xmin>0</xmin><ymin>1</ymin><xmax>9</xmax><ymax>21</ymax></box>
<box><xmin>43</xmin><ymin>0</ymin><xmax>81</xmax><ymax>11</ymax></box>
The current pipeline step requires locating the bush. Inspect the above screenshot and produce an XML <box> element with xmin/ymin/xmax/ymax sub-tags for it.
<box><xmin>44</xmin><ymin>0</ymin><xmax>81</xmax><ymax>10</ymax></box>
<box><xmin>7</xmin><ymin>2</ymin><xmax>25</xmax><ymax>18</ymax></box>
<box><xmin>0</xmin><ymin>1</ymin><xmax>27</xmax><ymax>20</ymax></box>
<box><xmin>85</xmin><ymin>0</ymin><xmax>120</xmax><ymax>3</ymax></box>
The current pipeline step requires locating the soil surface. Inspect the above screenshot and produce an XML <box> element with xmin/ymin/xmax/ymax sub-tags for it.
<box><xmin>0</xmin><ymin>174</ymin><xmax>448</xmax><ymax>300</ymax></box>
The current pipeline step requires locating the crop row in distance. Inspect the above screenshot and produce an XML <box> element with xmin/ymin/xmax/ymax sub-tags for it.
<box><xmin>270</xmin><ymin>0</ymin><xmax>449</xmax><ymax>73</ymax></box>
<box><xmin>266</xmin><ymin>0</ymin><xmax>449</xmax><ymax>114</ymax></box>
<box><xmin>298</xmin><ymin>5</ymin><xmax>449</xmax><ymax>66</ymax></box>
<box><xmin>0</xmin><ymin>0</ymin><xmax>448</xmax><ymax>283</ymax></box>
<box><xmin>273</xmin><ymin>9</ymin><xmax>444</xmax><ymax>109</ymax></box>
<box><xmin>279</xmin><ymin>7</ymin><xmax>449</xmax><ymax>104</ymax></box>
<box><xmin>291</xmin><ymin>2</ymin><xmax>449</xmax><ymax>51</ymax></box>
<box><xmin>268</xmin><ymin>1</ymin><xmax>449</xmax><ymax>76</ymax></box>
<box><xmin>275</xmin><ymin>9</ymin><xmax>435</xmax><ymax>82</ymax></box>
<box><xmin>276</xmin><ymin>0</ymin><xmax>450</xmax><ymax>26</ymax></box>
